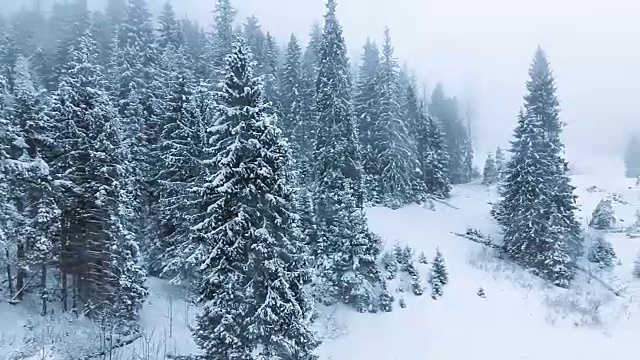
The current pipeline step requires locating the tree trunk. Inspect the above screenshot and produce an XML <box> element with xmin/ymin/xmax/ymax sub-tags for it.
<box><xmin>72</xmin><ymin>273</ymin><xmax>79</xmax><ymax>317</ymax></box>
<box><xmin>5</xmin><ymin>247</ymin><xmax>13</xmax><ymax>296</ymax></box>
<box><xmin>61</xmin><ymin>270</ymin><xmax>68</xmax><ymax>312</ymax></box>
<box><xmin>16</xmin><ymin>240</ymin><xmax>25</xmax><ymax>300</ymax></box>
<box><xmin>41</xmin><ymin>262</ymin><xmax>47</xmax><ymax>316</ymax></box>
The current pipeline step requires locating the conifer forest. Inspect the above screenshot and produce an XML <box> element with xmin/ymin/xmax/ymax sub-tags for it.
<box><xmin>1</xmin><ymin>1</ymin><xmax>640</xmax><ymax>360</ymax></box>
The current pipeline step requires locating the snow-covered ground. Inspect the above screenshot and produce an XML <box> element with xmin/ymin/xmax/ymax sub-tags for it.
<box><xmin>4</xmin><ymin>157</ymin><xmax>640</xmax><ymax>360</ymax></box>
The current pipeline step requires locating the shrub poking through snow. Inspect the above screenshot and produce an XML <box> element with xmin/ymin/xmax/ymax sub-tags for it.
<box><xmin>477</xmin><ymin>287</ymin><xmax>486</xmax><ymax>298</ymax></box>
<box><xmin>589</xmin><ymin>199</ymin><xmax>616</xmax><ymax>230</ymax></box>
<box><xmin>382</xmin><ymin>250</ymin><xmax>398</xmax><ymax>280</ymax></box>
<box><xmin>394</xmin><ymin>243</ymin><xmax>412</xmax><ymax>269</ymax></box>
<box><xmin>419</xmin><ymin>251</ymin><xmax>428</xmax><ymax>264</ymax></box>
<box><xmin>430</xmin><ymin>248</ymin><xmax>448</xmax><ymax>299</ymax></box>
<box><xmin>399</xmin><ymin>298</ymin><xmax>406</xmax><ymax>308</ymax></box>
<box><xmin>633</xmin><ymin>253</ymin><xmax>640</xmax><ymax>278</ymax></box>
<box><xmin>379</xmin><ymin>281</ymin><xmax>394</xmax><ymax>312</ymax></box>
<box><xmin>587</xmin><ymin>235</ymin><xmax>616</xmax><ymax>269</ymax></box>
<box><xmin>411</xmin><ymin>276</ymin><xmax>423</xmax><ymax>296</ymax></box>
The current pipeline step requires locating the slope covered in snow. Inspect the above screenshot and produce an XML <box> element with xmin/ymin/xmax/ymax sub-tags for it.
<box><xmin>4</xmin><ymin>160</ymin><xmax>640</xmax><ymax>360</ymax></box>
<box><xmin>317</xmin><ymin>163</ymin><xmax>640</xmax><ymax>360</ymax></box>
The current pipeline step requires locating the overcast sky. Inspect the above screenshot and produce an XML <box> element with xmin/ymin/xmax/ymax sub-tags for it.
<box><xmin>7</xmin><ymin>0</ymin><xmax>640</xmax><ymax>169</ymax></box>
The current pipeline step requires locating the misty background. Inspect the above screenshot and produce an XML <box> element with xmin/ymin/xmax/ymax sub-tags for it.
<box><xmin>3</xmin><ymin>0</ymin><xmax>640</xmax><ymax>172</ymax></box>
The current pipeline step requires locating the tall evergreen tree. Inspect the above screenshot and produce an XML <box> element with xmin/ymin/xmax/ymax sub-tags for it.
<box><xmin>496</xmin><ymin>47</ymin><xmax>582</xmax><ymax>287</ymax></box>
<box><xmin>406</xmin><ymin>84</ymin><xmax>451</xmax><ymax>198</ymax></box>
<box><xmin>242</xmin><ymin>15</ymin><xmax>266</xmax><ymax>68</ymax></box>
<box><xmin>260</xmin><ymin>32</ymin><xmax>281</xmax><ymax>106</ymax></box>
<box><xmin>193</xmin><ymin>43</ymin><xmax>319</xmax><ymax>360</ymax></box>
<box><xmin>495</xmin><ymin>146</ymin><xmax>506</xmax><ymax>181</ymax></box>
<box><xmin>370</xmin><ymin>28</ymin><xmax>425</xmax><ymax>207</ymax></box>
<box><xmin>353</xmin><ymin>39</ymin><xmax>380</xmax><ymax>203</ymax></box>
<box><xmin>313</xmin><ymin>0</ymin><xmax>383</xmax><ymax>312</ymax></box>
<box><xmin>152</xmin><ymin>42</ymin><xmax>203</xmax><ymax>279</ymax></box>
<box><xmin>4</xmin><ymin>57</ymin><xmax>60</xmax><ymax>304</ymax></box>
<box><xmin>278</xmin><ymin>34</ymin><xmax>317</xmax><ymax>246</ymax></box>
<box><xmin>482</xmin><ymin>153</ymin><xmax>498</xmax><ymax>185</ymax></box>
<box><xmin>157</xmin><ymin>1</ymin><xmax>183</xmax><ymax>52</ymax></box>
<box><xmin>302</xmin><ymin>23</ymin><xmax>322</xmax><ymax>89</ymax></box>
<box><xmin>0</xmin><ymin>23</ymin><xmax>19</xmax><ymax>92</ymax></box>
<box><xmin>207</xmin><ymin>0</ymin><xmax>236</xmax><ymax>80</ymax></box>
<box><xmin>429</xmin><ymin>84</ymin><xmax>474</xmax><ymax>184</ymax></box>
<box><xmin>115</xmin><ymin>0</ymin><xmax>163</xmax><ymax>272</ymax></box>
<box><xmin>50</xmin><ymin>26</ymin><xmax>146</xmax><ymax>324</ymax></box>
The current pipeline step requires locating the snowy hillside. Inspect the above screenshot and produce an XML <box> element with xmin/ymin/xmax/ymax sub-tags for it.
<box><xmin>4</xmin><ymin>161</ymin><xmax>640</xmax><ymax>360</ymax></box>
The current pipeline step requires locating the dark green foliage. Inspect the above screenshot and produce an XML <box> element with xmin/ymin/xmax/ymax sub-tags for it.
<box><xmin>312</xmin><ymin>0</ymin><xmax>383</xmax><ymax>313</ymax></box>
<box><xmin>50</xmin><ymin>26</ymin><xmax>147</xmax><ymax>326</ymax></box>
<box><xmin>477</xmin><ymin>287</ymin><xmax>486</xmax><ymax>298</ymax></box>
<box><xmin>589</xmin><ymin>199</ymin><xmax>616</xmax><ymax>230</ymax></box>
<box><xmin>366</xmin><ymin>29</ymin><xmax>426</xmax><ymax>207</ymax></box>
<box><xmin>382</xmin><ymin>250</ymin><xmax>398</xmax><ymax>280</ymax></box>
<box><xmin>406</xmin><ymin>84</ymin><xmax>451</xmax><ymax>198</ymax></box>
<box><xmin>588</xmin><ymin>235</ymin><xmax>616</xmax><ymax>269</ymax></box>
<box><xmin>496</xmin><ymin>48</ymin><xmax>582</xmax><ymax>287</ymax></box>
<box><xmin>429</xmin><ymin>249</ymin><xmax>448</xmax><ymax>299</ymax></box>
<box><xmin>482</xmin><ymin>153</ymin><xmax>498</xmax><ymax>185</ymax></box>
<box><xmin>378</xmin><ymin>281</ymin><xmax>394</xmax><ymax>312</ymax></box>
<box><xmin>192</xmin><ymin>43</ymin><xmax>318</xmax><ymax>360</ymax></box>
<box><xmin>429</xmin><ymin>84</ymin><xmax>474</xmax><ymax>184</ymax></box>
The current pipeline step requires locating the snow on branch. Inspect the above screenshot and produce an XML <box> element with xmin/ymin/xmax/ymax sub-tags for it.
<box><xmin>451</xmin><ymin>230</ymin><xmax>624</xmax><ymax>297</ymax></box>
<box><xmin>79</xmin><ymin>333</ymin><xmax>142</xmax><ymax>360</ymax></box>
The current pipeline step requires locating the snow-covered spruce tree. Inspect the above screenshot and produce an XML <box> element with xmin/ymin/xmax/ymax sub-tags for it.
<box><xmin>312</xmin><ymin>0</ymin><xmax>384</xmax><ymax>313</ymax></box>
<box><xmin>495</xmin><ymin>147</ymin><xmax>506</xmax><ymax>180</ymax></box>
<box><xmin>301</xmin><ymin>24</ymin><xmax>322</xmax><ymax>116</ymax></box>
<box><xmin>152</xmin><ymin>45</ymin><xmax>204</xmax><ymax>279</ymax></box>
<box><xmin>278</xmin><ymin>34</ymin><xmax>317</xmax><ymax>247</ymax></box>
<box><xmin>406</xmin><ymin>84</ymin><xmax>451</xmax><ymax>198</ymax></box>
<box><xmin>50</xmin><ymin>27</ymin><xmax>146</xmax><ymax>324</ymax></box>
<box><xmin>429</xmin><ymin>249</ymin><xmax>448</xmax><ymax>299</ymax></box>
<box><xmin>297</xmin><ymin>23</ymin><xmax>322</xmax><ymax>183</ymax></box>
<box><xmin>4</xmin><ymin>57</ymin><xmax>60</xmax><ymax>304</ymax></box>
<box><xmin>370</xmin><ymin>28</ymin><xmax>426</xmax><ymax>208</ymax></box>
<box><xmin>378</xmin><ymin>281</ymin><xmax>394</xmax><ymax>312</ymax></box>
<box><xmin>207</xmin><ymin>0</ymin><xmax>237</xmax><ymax>81</ymax></box>
<box><xmin>496</xmin><ymin>47</ymin><xmax>582</xmax><ymax>287</ymax></box>
<box><xmin>156</xmin><ymin>1</ymin><xmax>183</xmax><ymax>53</ymax></box>
<box><xmin>243</xmin><ymin>16</ymin><xmax>265</xmax><ymax>64</ymax></box>
<box><xmin>0</xmin><ymin>22</ymin><xmax>18</xmax><ymax>92</ymax></box>
<box><xmin>482</xmin><ymin>152</ymin><xmax>498</xmax><ymax>185</ymax></box>
<box><xmin>193</xmin><ymin>43</ymin><xmax>319</xmax><ymax>360</ymax></box>
<box><xmin>260</xmin><ymin>32</ymin><xmax>281</xmax><ymax>106</ymax></box>
<box><xmin>354</xmin><ymin>38</ymin><xmax>381</xmax><ymax>203</ymax></box>
<box><xmin>589</xmin><ymin>199</ymin><xmax>616</xmax><ymax>230</ymax></box>
<box><xmin>382</xmin><ymin>250</ymin><xmax>398</xmax><ymax>280</ymax></box>
<box><xmin>587</xmin><ymin>235</ymin><xmax>616</xmax><ymax>269</ymax></box>
<box><xmin>113</xmin><ymin>0</ymin><xmax>163</xmax><ymax>268</ymax></box>
<box><xmin>429</xmin><ymin>84</ymin><xmax>474</xmax><ymax>184</ymax></box>
<box><xmin>624</xmin><ymin>134</ymin><xmax>640</xmax><ymax>179</ymax></box>
<box><xmin>419</xmin><ymin>251</ymin><xmax>428</xmax><ymax>264</ymax></box>
<box><xmin>115</xmin><ymin>0</ymin><xmax>168</xmax><ymax>276</ymax></box>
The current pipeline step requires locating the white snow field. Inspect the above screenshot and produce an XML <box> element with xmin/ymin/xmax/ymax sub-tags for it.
<box><xmin>4</xmin><ymin>157</ymin><xmax>640</xmax><ymax>360</ymax></box>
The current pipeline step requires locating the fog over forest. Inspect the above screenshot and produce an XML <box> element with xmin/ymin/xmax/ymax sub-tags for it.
<box><xmin>4</xmin><ymin>0</ymin><xmax>640</xmax><ymax>168</ymax></box>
